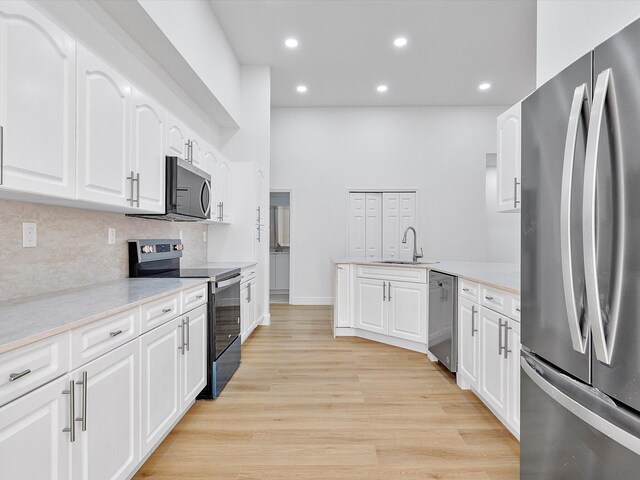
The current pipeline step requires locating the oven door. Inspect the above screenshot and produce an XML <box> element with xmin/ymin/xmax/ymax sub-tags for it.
<box><xmin>212</xmin><ymin>274</ymin><xmax>241</xmax><ymax>358</ymax></box>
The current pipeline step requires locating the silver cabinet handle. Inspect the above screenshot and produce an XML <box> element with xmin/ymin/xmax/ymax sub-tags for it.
<box><xmin>221</xmin><ymin>202</ymin><xmax>224</xmax><ymax>221</ymax></box>
<box><xmin>383</xmin><ymin>282</ymin><xmax>386</xmax><ymax>301</ymax></box>
<box><xmin>185</xmin><ymin>316</ymin><xmax>190</xmax><ymax>352</ymax></box>
<box><xmin>126</xmin><ymin>170</ymin><xmax>135</xmax><ymax>206</ymax></box>
<box><xmin>498</xmin><ymin>318</ymin><xmax>505</xmax><ymax>356</ymax></box>
<box><xmin>485</xmin><ymin>296</ymin><xmax>494</xmax><ymax>301</ymax></box>
<box><xmin>504</xmin><ymin>321</ymin><xmax>512</xmax><ymax>359</ymax></box>
<box><xmin>584</xmin><ymin>67</ymin><xmax>624</xmax><ymax>366</ymax></box>
<box><xmin>471</xmin><ymin>306</ymin><xmax>478</xmax><ymax>337</ymax></box>
<box><xmin>388</xmin><ymin>282</ymin><xmax>392</xmax><ymax>301</ymax></box>
<box><xmin>178</xmin><ymin>320</ymin><xmax>185</xmax><ymax>354</ymax></box>
<box><xmin>513</xmin><ymin>176</ymin><xmax>520</xmax><ymax>208</ymax></box>
<box><xmin>463</xmin><ymin>287</ymin><xmax>471</xmax><ymax>293</ymax></box>
<box><xmin>195</xmin><ymin>294</ymin><xmax>204</xmax><ymax>300</ymax></box>
<box><xmin>516</xmin><ymin>308</ymin><xmax>521</xmax><ymax>313</ymax></box>
<box><xmin>109</xmin><ymin>330</ymin><xmax>123</xmax><ymax>337</ymax></box>
<box><xmin>257</xmin><ymin>206</ymin><xmax>261</xmax><ymax>223</ymax></box>
<box><xmin>62</xmin><ymin>380</ymin><xmax>76</xmax><ymax>442</ymax></box>
<box><xmin>75</xmin><ymin>371</ymin><xmax>87</xmax><ymax>431</ymax></box>
<box><xmin>135</xmin><ymin>172</ymin><xmax>140</xmax><ymax>207</ymax></box>
<box><xmin>161</xmin><ymin>308</ymin><xmax>172</xmax><ymax>314</ymax></box>
<box><xmin>9</xmin><ymin>369</ymin><xmax>31</xmax><ymax>382</ymax></box>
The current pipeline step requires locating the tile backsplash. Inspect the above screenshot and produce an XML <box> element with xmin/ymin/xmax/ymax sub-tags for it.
<box><xmin>0</xmin><ymin>199</ymin><xmax>208</xmax><ymax>302</ymax></box>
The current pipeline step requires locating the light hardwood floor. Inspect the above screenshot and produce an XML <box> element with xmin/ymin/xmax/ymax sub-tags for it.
<box><xmin>134</xmin><ymin>305</ymin><xmax>519</xmax><ymax>479</ymax></box>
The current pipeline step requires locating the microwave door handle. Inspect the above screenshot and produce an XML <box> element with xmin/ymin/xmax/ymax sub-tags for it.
<box><xmin>168</xmin><ymin>159</ymin><xmax>178</xmax><ymax>208</ymax></box>
<box><xmin>583</xmin><ymin>68</ymin><xmax>625</xmax><ymax>366</ymax></box>
<box><xmin>201</xmin><ymin>180</ymin><xmax>211</xmax><ymax>217</ymax></box>
<box><xmin>561</xmin><ymin>83</ymin><xmax>590</xmax><ymax>354</ymax></box>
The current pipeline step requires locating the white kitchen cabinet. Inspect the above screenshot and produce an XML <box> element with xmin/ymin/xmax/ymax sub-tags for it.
<box><xmin>139</xmin><ymin>317</ymin><xmax>181</xmax><ymax>457</ymax></box>
<box><xmin>131</xmin><ymin>89</ymin><xmax>165</xmax><ymax>213</ymax></box>
<box><xmin>241</xmin><ymin>280</ymin><xmax>257</xmax><ymax>343</ymax></box>
<box><xmin>497</xmin><ymin>102</ymin><xmax>521</xmax><ymax>213</ymax></box>
<box><xmin>210</xmin><ymin>154</ymin><xmax>231</xmax><ymax>223</ymax></box>
<box><xmin>180</xmin><ymin>306</ymin><xmax>207</xmax><ymax>410</ymax></box>
<box><xmin>187</xmin><ymin>132</ymin><xmax>203</xmax><ymax>168</ymax></box>
<box><xmin>71</xmin><ymin>339</ymin><xmax>139</xmax><ymax>480</ymax></box>
<box><xmin>457</xmin><ymin>297</ymin><xmax>479</xmax><ymax>389</ymax></box>
<box><xmin>478</xmin><ymin>307</ymin><xmax>508</xmax><ymax>419</ymax></box>
<box><xmin>0</xmin><ymin>375</ymin><xmax>70</xmax><ymax>480</ymax></box>
<box><xmin>365</xmin><ymin>193</ymin><xmax>382</xmax><ymax>260</ymax></box>
<box><xmin>507</xmin><ymin>319</ymin><xmax>521</xmax><ymax>434</ymax></box>
<box><xmin>334</xmin><ymin>264</ymin><xmax>351</xmax><ymax>330</ymax></box>
<box><xmin>166</xmin><ymin>112</ymin><xmax>188</xmax><ymax>159</ymax></box>
<box><xmin>0</xmin><ymin>0</ymin><xmax>77</xmax><ymax>199</ymax></box>
<box><xmin>387</xmin><ymin>281</ymin><xmax>427</xmax><ymax>343</ymax></box>
<box><xmin>355</xmin><ymin>277</ymin><xmax>387</xmax><ymax>335</ymax></box>
<box><xmin>76</xmin><ymin>45</ymin><xmax>132</xmax><ymax>209</ymax></box>
<box><xmin>382</xmin><ymin>193</ymin><xmax>417</xmax><ymax>261</ymax></box>
<box><xmin>348</xmin><ymin>193</ymin><xmax>366</xmax><ymax>259</ymax></box>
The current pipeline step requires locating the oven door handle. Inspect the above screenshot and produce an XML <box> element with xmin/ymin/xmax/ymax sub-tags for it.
<box><xmin>215</xmin><ymin>274</ymin><xmax>241</xmax><ymax>289</ymax></box>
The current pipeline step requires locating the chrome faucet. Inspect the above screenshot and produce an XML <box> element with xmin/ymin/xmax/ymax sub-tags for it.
<box><xmin>402</xmin><ymin>226</ymin><xmax>423</xmax><ymax>263</ymax></box>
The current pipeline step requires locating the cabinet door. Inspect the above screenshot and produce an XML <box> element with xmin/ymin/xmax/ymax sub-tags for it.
<box><xmin>506</xmin><ymin>319</ymin><xmax>521</xmax><ymax>435</ymax></box>
<box><xmin>76</xmin><ymin>45</ymin><xmax>131</xmax><ymax>208</ymax></box>
<box><xmin>355</xmin><ymin>278</ymin><xmax>387</xmax><ymax>335</ymax></box>
<box><xmin>382</xmin><ymin>193</ymin><xmax>400</xmax><ymax>260</ymax></box>
<box><xmin>0</xmin><ymin>1</ymin><xmax>76</xmax><ymax>198</ymax></box>
<box><xmin>131</xmin><ymin>89</ymin><xmax>165</xmax><ymax>213</ymax></box>
<box><xmin>398</xmin><ymin>193</ymin><xmax>417</xmax><ymax>261</ymax></box>
<box><xmin>0</xmin><ymin>375</ymin><xmax>70</xmax><ymax>480</ymax></box>
<box><xmin>458</xmin><ymin>298</ymin><xmax>479</xmax><ymax>389</ymax></box>
<box><xmin>497</xmin><ymin>102</ymin><xmax>521</xmax><ymax>212</ymax></box>
<box><xmin>139</xmin><ymin>317</ymin><xmax>180</xmax><ymax>456</ymax></box>
<box><xmin>71</xmin><ymin>340</ymin><xmax>139</xmax><ymax>480</ymax></box>
<box><xmin>240</xmin><ymin>283</ymin><xmax>249</xmax><ymax>343</ymax></box>
<box><xmin>387</xmin><ymin>281</ymin><xmax>427</xmax><ymax>343</ymax></box>
<box><xmin>334</xmin><ymin>264</ymin><xmax>350</xmax><ymax>328</ymax></box>
<box><xmin>188</xmin><ymin>133</ymin><xmax>203</xmax><ymax>168</ymax></box>
<box><xmin>181</xmin><ymin>306</ymin><xmax>207</xmax><ymax>409</ymax></box>
<box><xmin>166</xmin><ymin>112</ymin><xmax>187</xmax><ymax>159</ymax></box>
<box><xmin>248</xmin><ymin>280</ymin><xmax>258</xmax><ymax>332</ymax></box>
<box><xmin>213</xmin><ymin>158</ymin><xmax>231</xmax><ymax>223</ymax></box>
<box><xmin>365</xmin><ymin>193</ymin><xmax>382</xmax><ymax>260</ymax></box>
<box><xmin>348</xmin><ymin>193</ymin><xmax>366</xmax><ymax>258</ymax></box>
<box><xmin>478</xmin><ymin>307</ymin><xmax>507</xmax><ymax>418</ymax></box>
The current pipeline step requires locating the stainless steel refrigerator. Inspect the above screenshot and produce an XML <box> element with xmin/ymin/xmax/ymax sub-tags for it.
<box><xmin>521</xmin><ymin>17</ymin><xmax>640</xmax><ymax>479</ymax></box>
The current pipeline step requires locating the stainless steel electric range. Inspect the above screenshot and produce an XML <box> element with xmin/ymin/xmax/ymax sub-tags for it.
<box><xmin>128</xmin><ymin>239</ymin><xmax>241</xmax><ymax>399</ymax></box>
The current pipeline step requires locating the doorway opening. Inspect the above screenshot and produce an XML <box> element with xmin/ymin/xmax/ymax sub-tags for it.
<box><xmin>270</xmin><ymin>191</ymin><xmax>290</xmax><ymax>304</ymax></box>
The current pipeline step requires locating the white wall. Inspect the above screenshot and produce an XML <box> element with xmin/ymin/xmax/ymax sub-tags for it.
<box><xmin>271</xmin><ymin>106</ymin><xmax>506</xmax><ymax>304</ymax></box>
<box><xmin>537</xmin><ymin>0</ymin><xmax>640</xmax><ymax>86</ymax></box>
<box><xmin>485</xmin><ymin>167</ymin><xmax>520</xmax><ymax>263</ymax></box>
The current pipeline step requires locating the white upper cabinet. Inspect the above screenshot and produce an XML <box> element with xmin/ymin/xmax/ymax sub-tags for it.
<box><xmin>365</xmin><ymin>193</ymin><xmax>382</xmax><ymax>260</ymax></box>
<box><xmin>497</xmin><ymin>102</ymin><xmax>521</xmax><ymax>212</ymax></box>
<box><xmin>76</xmin><ymin>45</ymin><xmax>132</xmax><ymax>208</ymax></box>
<box><xmin>131</xmin><ymin>89</ymin><xmax>165</xmax><ymax>213</ymax></box>
<box><xmin>187</xmin><ymin>132</ymin><xmax>203</xmax><ymax>168</ymax></box>
<box><xmin>166</xmin><ymin>112</ymin><xmax>187</xmax><ymax>160</ymax></box>
<box><xmin>210</xmin><ymin>153</ymin><xmax>231</xmax><ymax>223</ymax></box>
<box><xmin>0</xmin><ymin>1</ymin><xmax>76</xmax><ymax>198</ymax></box>
<box><xmin>348</xmin><ymin>192</ymin><xmax>366</xmax><ymax>259</ymax></box>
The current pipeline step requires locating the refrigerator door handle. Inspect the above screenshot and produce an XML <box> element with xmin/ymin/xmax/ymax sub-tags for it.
<box><xmin>561</xmin><ymin>83</ymin><xmax>590</xmax><ymax>354</ymax></box>
<box><xmin>522</xmin><ymin>353</ymin><xmax>640</xmax><ymax>455</ymax></box>
<box><xmin>583</xmin><ymin>68</ymin><xmax>625</xmax><ymax>366</ymax></box>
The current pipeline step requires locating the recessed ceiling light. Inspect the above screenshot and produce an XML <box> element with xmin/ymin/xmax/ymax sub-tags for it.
<box><xmin>285</xmin><ymin>38</ymin><xmax>299</xmax><ymax>48</ymax></box>
<box><xmin>377</xmin><ymin>85</ymin><xmax>388</xmax><ymax>93</ymax></box>
<box><xmin>394</xmin><ymin>37</ymin><xmax>408</xmax><ymax>48</ymax></box>
<box><xmin>296</xmin><ymin>85</ymin><xmax>307</xmax><ymax>93</ymax></box>
<box><xmin>478</xmin><ymin>82</ymin><xmax>491</xmax><ymax>91</ymax></box>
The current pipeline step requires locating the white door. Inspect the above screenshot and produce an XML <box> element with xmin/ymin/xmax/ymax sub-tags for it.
<box><xmin>139</xmin><ymin>317</ymin><xmax>181</xmax><ymax>456</ymax></box>
<box><xmin>181</xmin><ymin>305</ymin><xmax>207</xmax><ymax>409</ymax></box>
<box><xmin>365</xmin><ymin>193</ymin><xmax>382</xmax><ymax>260</ymax></box>
<box><xmin>497</xmin><ymin>102</ymin><xmax>521</xmax><ymax>212</ymax></box>
<box><xmin>0</xmin><ymin>1</ymin><xmax>76</xmax><ymax>198</ymax></box>
<box><xmin>348</xmin><ymin>193</ymin><xmax>366</xmax><ymax>259</ymax></box>
<box><xmin>387</xmin><ymin>281</ymin><xmax>427</xmax><ymax>343</ymax></box>
<box><xmin>507</xmin><ymin>319</ymin><xmax>521</xmax><ymax>435</ymax></box>
<box><xmin>334</xmin><ymin>264</ymin><xmax>350</xmax><ymax>328</ymax></box>
<box><xmin>382</xmin><ymin>193</ymin><xmax>400</xmax><ymax>260</ymax></box>
<box><xmin>131</xmin><ymin>89</ymin><xmax>165</xmax><ymax>213</ymax></box>
<box><xmin>478</xmin><ymin>307</ymin><xmax>507</xmax><ymax>418</ymax></box>
<box><xmin>166</xmin><ymin>112</ymin><xmax>187</xmax><ymax>159</ymax></box>
<box><xmin>398</xmin><ymin>193</ymin><xmax>417</xmax><ymax>260</ymax></box>
<box><xmin>355</xmin><ymin>277</ymin><xmax>387</xmax><ymax>335</ymax></box>
<box><xmin>0</xmin><ymin>375</ymin><xmax>70</xmax><ymax>480</ymax></box>
<box><xmin>76</xmin><ymin>45</ymin><xmax>131</xmax><ymax>208</ymax></box>
<box><xmin>458</xmin><ymin>298</ymin><xmax>479</xmax><ymax>389</ymax></box>
<box><xmin>71</xmin><ymin>340</ymin><xmax>139</xmax><ymax>480</ymax></box>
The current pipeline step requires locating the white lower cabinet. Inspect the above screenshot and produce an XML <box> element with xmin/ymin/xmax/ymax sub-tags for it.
<box><xmin>478</xmin><ymin>307</ymin><xmax>508</xmax><ymax>418</ymax></box>
<box><xmin>0</xmin><ymin>376</ymin><xmax>70</xmax><ymax>480</ymax></box>
<box><xmin>457</xmin><ymin>298</ymin><xmax>479</xmax><ymax>389</ymax></box>
<box><xmin>71</xmin><ymin>339</ymin><xmax>139</xmax><ymax>480</ymax></box>
<box><xmin>241</xmin><ymin>279</ymin><xmax>257</xmax><ymax>344</ymax></box>
<box><xmin>355</xmin><ymin>277</ymin><xmax>387</xmax><ymax>335</ymax></box>
<box><xmin>334</xmin><ymin>264</ymin><xmax>351</xmax><ymax>329</ymax></box>
<box><xmin>180</xmin><ymin>306</ymin><xmax>207</xmax><ymax>410</ymax></box>
<box><xmin>507</xmin><ymin>320</ymin><xmax>521</xmax><ymax>434</ymax></box>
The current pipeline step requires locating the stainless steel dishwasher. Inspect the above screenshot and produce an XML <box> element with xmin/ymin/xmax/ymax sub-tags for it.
<box><xmin>428</xmin><ymin>271</ymin><xmax>457</xmax><ymax>372</ymax></box>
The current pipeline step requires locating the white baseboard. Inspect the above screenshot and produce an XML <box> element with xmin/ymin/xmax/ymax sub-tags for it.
<box><xmin>354</xmin><ymin>329</ymin><xmax>428</xmax><ymax>354</ymax></box>
<box><xmin>260</xmin><ymin>313</ymin><xmax>271</xmax><ymax>326</ymax></box>
<box><xmin>289</xmin><ymin>296</ymin><xmax>334</xmax><ymax>305</ymax></box>
<box><xmin>426</xmin><ymin>350</ymin><xmax>438</xmax><ymax>362</ymax></box>
<box><xmin>334</xmin><ymin>327</ymin><xmax>355</xmax><ymax>337</ymax></box>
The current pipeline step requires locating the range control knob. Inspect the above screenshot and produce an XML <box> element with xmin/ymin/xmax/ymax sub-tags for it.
<box><xmin>141</xmin><ymin>245</ymin><xmax>155</xmax><ymax>254</ymax></box>
<box><xmin>173</xmin><ymin>244</ymin><xmax>184</xmax><ymax>251</ymax></box>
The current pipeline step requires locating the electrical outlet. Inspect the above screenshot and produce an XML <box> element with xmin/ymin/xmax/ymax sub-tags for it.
<box><xmin>203</xmin><ymin>230</ymin><xmax>207</xmax><ymax>243</ymax></box>
<box><xmin>22</xmin><ymin>222</ymin><xmax>37</xmax><ymax>248</ymax></box>
<box><xmin>108</xmin><ymin>228</ymin><xmax>116</xmax><ymax>245</ymax></box>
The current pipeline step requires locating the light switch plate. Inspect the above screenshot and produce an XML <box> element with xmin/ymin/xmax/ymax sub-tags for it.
<box><xmin>22</xmin><ymin>222</ymin><xmax>37</xmax><ymax>248</ymax></box>
<box><xmin>108</xmin><ymin>228</ymin><xmax>116</xmax><ymax>245</ymax></box>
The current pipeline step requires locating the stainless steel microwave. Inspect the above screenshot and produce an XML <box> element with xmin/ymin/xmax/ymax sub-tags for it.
<box><xmin>130</xmin><ymin>156</ymin><xmax>211</xmax><ymax>221</ymax></box>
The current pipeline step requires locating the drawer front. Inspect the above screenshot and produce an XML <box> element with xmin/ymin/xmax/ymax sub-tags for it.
<box><xmin>71</xmin><ymin>308</ymin><xmax>139</xmax><ymax>369</ymax></box>
<box><xmin>459</xmin><ymin>278</ymin><xmax>481</xmax><ymax>303</ymax></box>
<box><xmin>357</xmin><ymin>265</ymin><xmax>427</xmax><ymax>283</ymax></box>
<box><xmin>0</xmin><ymin>332</ymin><xmax>70</xmax><ymax>407</ymax></box>
<box><xmin>510</xmin><ymin>296</ymin><xmax>521</xmax><ymax>322</ymax></box>
<box><xmin>182</xmin><ymin>283</ymin><xmax>208</xmax><ymax>312</ymax></box>
<box><xmin>480</xmin><ymin>285</ymin><xmax>516</xmax><ymax>318</ymax></box>
<box><xmin>140</xmin><ymin>293</ymin><xmax>180</xmax><ymax>333</ymax></box>
<box><xmin>241</xmin><ymin>268</ymin><xmax>257</xmax><ymax>284</ymax></box>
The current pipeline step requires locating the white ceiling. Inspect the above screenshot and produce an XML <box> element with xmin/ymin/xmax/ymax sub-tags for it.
<box><xmin>209</xmin><ymin>0</ymin><xmax>536</xmax><ymax>107</ymax></box>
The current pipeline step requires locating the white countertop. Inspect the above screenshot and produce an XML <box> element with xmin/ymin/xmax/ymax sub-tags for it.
<box><xmin>0</xmin><ymin>278</ymin><xmax>208</xmax><ymax>355</ymax></box>
<box><xmin>200</xmin><ymin>261</ymin><xmax>257</xmax><ymax>269</ymax></box>
<box><xmin>333</xmin><ymin>259</ymin><xmax>520</xmax><ymax>294</ymax></box>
